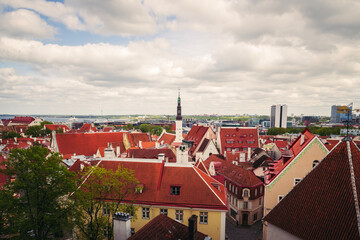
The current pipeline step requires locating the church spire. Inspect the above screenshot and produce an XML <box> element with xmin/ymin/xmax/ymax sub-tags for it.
<box><xmin>176</xmin><ymin>89</ymin><xmax>182</xmax><ymax>120</ymax></box>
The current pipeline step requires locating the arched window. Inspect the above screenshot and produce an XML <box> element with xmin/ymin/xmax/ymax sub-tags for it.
<box><xmin>243</xmin><ymin>189</ymin><xmax>249</xmax><ymax>197</ymax></box>
<box><xmin>313</xmin><ymin>160</ymin><xmax>320</xmax><ymax>168</ymax></box>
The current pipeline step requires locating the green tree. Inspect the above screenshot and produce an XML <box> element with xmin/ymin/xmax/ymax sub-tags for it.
<box><xmin>0</xmin><ymin>146</ymin><xmax>76</xmax><ymax>239</ymax></box>
<box><xmin>40</xmin><ymin>121</ymin><xmax>53</xmax><ymax>128</ymax></box>
<box><xmin>150</xmin><ymin>126</ymin><xmax>163</xmax><ymax>136</ymax></box>
<box><xmin>267</xmin><ymin>127</ymin><xmax>287</xmax><ymax>135</ymax></box>
<box><xmin>139</xmin><ymin>124</ymin><xmax>150</xmax><ymax>133</ymax></box>
<box><xmin>73</xmin><ymin>165</ymin><xmax>138</xmax><ymax>240</ymax></box>
<box><xmin>1</xmin><ymin>131</ymin><xmax>21</xmax><ymax>139</ymax></box>
<box><xmin>25</xmin><ymin>126</ymin><xmax>51</xmax><ymax>137</ymax></box>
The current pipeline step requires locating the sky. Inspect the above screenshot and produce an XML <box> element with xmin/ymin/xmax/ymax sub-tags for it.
<box><xmin>0</xmin><ymin>0</ymin><xmax>360</xmax><ymax>116</ymax></box>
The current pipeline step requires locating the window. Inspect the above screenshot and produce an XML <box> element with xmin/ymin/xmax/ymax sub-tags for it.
<box><xmin>243</xmin><ymin>189</ymin><xmax>249</xmax><ymax>197</ymax></box>
<box><xmin>250</xmin><ymin>134</ymin><xmax>253</xmax><ymax>137</ymax></box>
<box><xmin>235</xmin><ymin>187</ymin><xmax>238</xmax><ymax>195</ymax></box>
<box><xmin>255</xmin><ymin>189</ymin><xmax>257</xmax><ymax>196</ymax></box>
<box><xmin>160</xmin><ymin>209</ymin><xmax>168</xmax><ymax>216</ymax></box>
<box><xmin>278</xmin><ymin>196</ymin><xmax>283</xmax><ymax>202</ymax></box>
<box><xmin>232</xmin><ymin>134</ymin><xmax>236</xmax><ymax>137</ymax></box>
<box><xmin>199</xmin><ymin>212</ymin><xmax>208</xmax><ymax>224</ymax></box>
<box><xmin>224</xmin><ymin>180</ymin><xmax>227</xmax><ymax>187</ymax></box>
<box><xmin>247</xmin><ymin>141</ymin><xmax>255</xmax><ymax>144</ymax></box>
<box><xmin>235</xmin><ymin>199</ymin><xmax>238</xmax><ymax>207</ymax></box>
<box><xmin>294</xmin><ymin>178</ymin><xmax>301</xmax><ymax>186</ymax></box>
<box><xmin>259</xmin><ymin>198</ymin><xmax>262</xmax><ymax>205</ymax></box>
<box><xmin>131</xmin><ymin>228</ymin><xmax>135</xmax><ymax>236</ymax></box>
<box><xmin>253</xmin><ymin>213</ymin><xmax>258</xmax><ymax>221</ymax></box>
<box><xmin>170</xmin><ymin>186</ymin><xmax>181</xmax><ymax>195</ymax></box>
<box><xmin>260</xmin><ymin>187</ymin><xmax>263</xmax><ymax>194</ymax></box>
<box><xmin>103</xmin><ymin>204</ymin><xmax>110</xmax><ymax>215</ymax></box>
<box><xmin>142</xmin><ymin>207</ymin><xmax>150</xmax><ymax>219</ymax></box>
<box><xmin>313</xmin><ymin>160</ymin><xmax>319</xmax><ymax>168</ymax></box>
<box><xmin>175</xmin><ymin>210</ymin><xmax>183</xmax><ymax>222</ymax></box>
<box><xmin>227</xmin><ymin>148</ymin><xmax>231</xmax><ymax>151</ymax></box>
<box><xmin>238</xmin><ymin>140</ymin><xmax>242</xmax><ymax>144</ymax></box>
<box><xmin>243</xmin><ymin>202</ymin><xmax>248</xmax><ymax>209</ymax></box>
<box><xmin>230</xmin><ymin>208</ymin><xmax>237</xmax><ymax>219</ymax></box>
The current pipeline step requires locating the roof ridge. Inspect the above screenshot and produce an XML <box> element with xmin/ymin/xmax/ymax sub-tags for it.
<box><xmin>346</xmin><ymin>141</ymin><xmax>360</xmax><ymax>236</ymax></box>
<box><xmin>192</xmin><ymin>166</ymin><xmax>226</xmax><ymax>207</ymax></box>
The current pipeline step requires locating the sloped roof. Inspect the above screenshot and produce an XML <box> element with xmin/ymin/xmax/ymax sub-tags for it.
<box><xmin>157</xmin><ymin>132</ymin><xmax>176</xmax><ymax>145</ymax></box>
<box><xmin>126</xmin><ymin>149</ymin><xmax>176</xmax><ymax>163</ymax></box>
<box><xmin>219</xmin><ymin>127</ymin><xmax>259</xmax><ymax>153</ymax></box>
<box><xmin>264</xmin><ymin>140</ymin><xmax>360</xmax><ymax>240</ymax></box>
<box><xmin>185</xmin><ymin>125</ymin><xmax>209</xmax><ymax>144</ymax></box>
<box><xmin>197</xmin><ymin>138</ymin><xmax>209</xmax><ymax>152</ymax></box>
<box><xmin>203</xmin><ymin>154</ymin><xmax>226</xmax><ymax>168</ymax></box>
<box><xmin>55</xmin><ymin>132</ymin><xmax>125</xmax><ymax>157</ymax></box>
<box><xmin>130</xmin><ymin>132</ymin><xmax>151</xmax><ymax>147</ymax></box>
<box><xmin>274</xmin><ymin>140</ymin><xmax>289</xmax><ymax>149</ymax></box>
<box><xmin>80</xmin><ymin>123</ymin><xmax>97</xmax><ymax>132</ymax></box>
<box><xmin>141</xmin><ymin>141</ymin><xmax>156</xmax><ymax>149</ymax></box>
<box><xmin>217</xmin><ymin>161</ymin><xmax>263</xmax><ymax>187</ymax></box>
<box><xmin>45</xmin><ymin>124</ymin><xmax>70</xmax><ymax>131</ymax></box>
<box><xmin>128</xmin><ymin>214</ymin><xmax>208</xmax><ymax>240</ymax></box>
<box><xmin>102</xmin><ymin>126</ymin><xmax>114</xmax><ymax>132</ymax></box>
<box><xmin>78</xmin><ymin>160</ymin><xmax>227</xmax><ymax>210</ymax></box>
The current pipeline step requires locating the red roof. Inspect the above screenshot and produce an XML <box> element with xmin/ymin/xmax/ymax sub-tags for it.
<box><xmin>274</xmin><ymin>140</ymin><xmax>289</xmax><ymax>149</ymax></box>
<box><xmin>140</xmin><ymin>141</ymin><xmax>156</xmax><ymax>149</ymax></box>
<box><xmin>203</xmin><ymin>154</ymin><xmax>226</xmax><ymax>168</ymax></box>
<box><xmin>0</xmin><ymin>156</ymin><xmax>8</xmax><ymax>188</ymax></box>
<box><xmin>219</xmin><ymin>127</ymin><xmax>259</xmax><ymax>153</ymax></box>
<box><xmin>264</xmin><ymin>140</ymin><xmax>360</xmax><ymax>240</ymax></box>
<box><xmin>129</xmin><ymin>133</ymin><xmax>151</xmax><ymax>147</ymax></box>
<box><xmin>45</xmin><ymin>124</ymin><xmax>70</xmax><ymax>132</ymax></box>
<box><xmin>323</xmin><ymin>139</ymin><xmax>340</xmax><ymax>151</ymax></box>
<box><xmin>78</xmin><ymin>160</ymin><xmax>227</xmax><ymax>210</ymax></box>
<box><xmin>157</xmin><ymin>132</ymin><xmax>176</xmax><ymax>145</ymax></box>
<box><xmin>55</xmin><ymin>132</ymin><xmax>126</xmax><ymax>157</ymax></box>
<box><xmin>217</xmin><ymin>161</ymin><xmax>263</xmax><ymax>187</ymax></box>
<box><xmin>80</xmin><ymin>123</ymin><xmax>97</xmax><ymax>132</ymax></box>
<box><xmin>126</xmin><ymin>149</ymin><xmax>176</xmax><ymax>162</ymax></box>
<box><xmin>128</xmin><ymin>214</ymin><xmax>207</xmax><ymax>240</ymax></box>
<box><xmin>265</xmin><ymin>129</ymin><xmax>317</xmax><ymax>184</ymax></box>
<box><xmin>185</xmin><ymin>125</ymin><xmax>209</xmax><ymax>145</ymax></box>
<box><xmin>102</xmin><ymin>126</ymin><xmax>114</xmax><ymax>132</ymax></box>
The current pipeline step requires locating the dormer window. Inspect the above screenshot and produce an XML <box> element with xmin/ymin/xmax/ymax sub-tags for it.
<box><xmin>170</xmin><ymin>186</ymin><xmax>181</xmax><ymax>195</ymax></box>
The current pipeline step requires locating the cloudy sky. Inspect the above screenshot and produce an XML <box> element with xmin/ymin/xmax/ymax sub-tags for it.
<box><xmin>0</xmin><ymin>0</ymin><xmax>359</xmax><ymax>116</ymax></box>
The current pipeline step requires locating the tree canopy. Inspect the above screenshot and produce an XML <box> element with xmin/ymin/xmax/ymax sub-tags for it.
<box><xmin>25</xmin><ymin>125</ymin><xmax>51</xmax><ymax>137</ymax></box>
<box><xmin>1</xmin><ymin>131</ymin><xmax>21</xmax><ymax>139</ymax></box>
<box><xmin>0</xmin><ymin>146</ymin><xmax>76</xmax><ymax>239</ymax></box>
<box><xmin>73</xmin><ymin>165</ymin><xmax>138</xmax><ymax>240</ymax></box>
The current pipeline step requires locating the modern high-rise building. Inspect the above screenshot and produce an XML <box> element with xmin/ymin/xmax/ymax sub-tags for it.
<box><xmin>331</xmin><ymin>104</ymin><xmax>353</xmax><ymax>123</ymax></box>
<box><xmin>270</xmin><ymin>104</ymin><xmax>288</xmax><ymax>128</ymax></box>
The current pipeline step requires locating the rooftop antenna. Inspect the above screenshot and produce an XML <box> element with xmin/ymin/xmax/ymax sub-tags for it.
<box><xmin>337</xmin><ymin>103</ymin><xmax>360</xmax><ymax>140</ymax></box>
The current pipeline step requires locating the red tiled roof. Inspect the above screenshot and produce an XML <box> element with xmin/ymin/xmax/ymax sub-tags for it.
<box><xmin>141</xmin><ymin>141</ymin><xmax>156</xmax><ymax>149</ymax></box>
<box><xmin>274</xmin><ymin>140</ymin><xmax>289</xmax><ymax>149</ymax></box>
<box><xmin>157</xmin><ymin>132</ymin><xmax>176</xmax><ymax>145</ymax></box>
<box><xmin>217</xmin><ymin>161</ymin><xmax>263</xmax><ymax>187</ymax></box>
<box><xmin>0</xmin><ymin>156</ymin><xmax>8</xmax><ymax>189</ymax></box>
<box><xmin>265</xmin><ymin>129</ymin><xmax>317</xmax><ymax>184</ymax></box>
<box><xmin>129</xmin><ymin>133</ymin><xmax>151</xmax><ymax>147</ymax></box>
<box><xmin>3</xmin><ymin>142</ymin><xmax>30</xmax><ymax>151</ymax></box>
<box><xmin>219</xmin><ymin>127</ymin><xmax>259</xmax><ymax>153</ymax></box>
<box><xmin>128</xmin><ymin>214</ymin><xmax>207</xmax><ymax>240</ymax></box>
<box><xmin>203</xmin><ymin>154</ymin><xmax>226</xmax><ymax>168</ymax></box>
<box><xmin>110</xmin><ymin>141</ymin><xmax>126</xmax><ymax>154</ymax></box>
<box><xmin>225</xmin><ymin>151</ymin><xmax>249</xmax><ymax>162</ymax></box>
<box><xmin>126</xmin><ymin>149</ymin><xmax>176</xmax><ymax>163</ymax></box>
<box><xmin>45</xmin><ymin>124</ymin><xmax>70</xmax><ymax>132</ymax></box>
<box><xmin>12</xmin><ymin>125</ymin><xmax>28</xmax><ymax>134</ymax></box>
<box><xmin>185</xmin><ymin>125</ymin><xmax>209</xmax><ymax>145</ymax></box>
<box><xmin>80</xmin><ymin>123</ymin><xmax>97</xmax><ymax>132</ymax></box>
<box><xmin>102</xmin><ymin>126</ymin><xmax>114</xmax><ymax>132</ymax></box>
<box><xmin>264</xmin><ymin>140</ymin><xmax>360</xmax><ymax>240</ymax></box>
<box><xmin>55</xmin><ymin>132</ymin><xmax>126</xmax><ymax>157</ymax></box>
<box><xmin>80</xmin><ymin>160</ymin><xmax>227</xmax><ymax>210</ymax></box>
<box><xmin>324</xmin><ymin>139</ymin><xmax>340</xmax><ymax>151</ymax></box>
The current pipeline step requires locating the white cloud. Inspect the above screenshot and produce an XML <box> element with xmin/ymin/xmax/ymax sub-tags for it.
<box><xmin>0</xmin><ymin>9</ymin><xmax>56</xmax><ymax>39</ymax></box>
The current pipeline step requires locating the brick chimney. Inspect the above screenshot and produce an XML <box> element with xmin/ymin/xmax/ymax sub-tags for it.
<box><xmin>188</xmin><ymin>215</ymin><xmax>198</xmax><ymax>240</ymax></box>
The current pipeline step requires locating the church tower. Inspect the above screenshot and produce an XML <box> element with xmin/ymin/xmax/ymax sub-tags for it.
<box><xmin>174</xmin><ymin>90</ymin><xmax>183</xmax><ymax>144</ymax></box>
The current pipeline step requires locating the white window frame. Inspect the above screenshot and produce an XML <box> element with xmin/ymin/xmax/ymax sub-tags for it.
<box><xmin>243</xmin><ymin>189</ymin><xmax>249</xmax><ymax>197</ymax></box>
<box><xmin>142</xmin><ymin>207</ymin><xmax>150</xmax><ymax>219</ymax></box>
<box><xmin>175</xmin><ymin>210</ymin><xmax>183</xmax><ymax>222</ymax></box>
<box><xmin>199</xmin><ymin>212</ymin><xmax>208</xmax><ymax>224</ymax></box>
<box><xmin>160</xmin><ymin>208</ymin><xmax>168</xmax><ymax>216</ymax></box>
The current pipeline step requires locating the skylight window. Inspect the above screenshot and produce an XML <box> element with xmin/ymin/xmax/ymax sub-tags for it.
<box><xmin>170</xmin><ymin>186</ymin><xmax>181</xmax><ymax>195</ymax></box>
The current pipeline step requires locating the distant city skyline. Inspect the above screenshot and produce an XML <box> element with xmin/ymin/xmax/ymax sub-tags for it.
<box><xmin>0</xmin><ymin>1</ymin><xmax>359</xmax><ymax>116</ymax></box>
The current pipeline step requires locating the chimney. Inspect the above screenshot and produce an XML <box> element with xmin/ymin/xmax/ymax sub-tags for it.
<box><xmin>188</xmin><ymin>215</ymin><xmax>198</xmax><ymax>240</ymax></box>
<box><xmin>232</xmin><ymin>149</ymin><xmax>235</xmax><ymax>155</ymax></box>
<box><xmin>155</xmin><ymin>142</ymin><xmax>160</xmax><ymax>149</ymax></box>
<box><xmin>247</xmin><ymin>147</ymin><xmax>251</xmax><ymax>161</ymax></box>
<box><xmin>104</xmin><ymin>148</ymin><xmax>115</xmax><ymax>158</ymax></box>
<box><xmin>113</xmin><ymin>212</ymin><xmax>131</xmax><ymax>240</ymax></box>
<box><xmin>300</xmin><ymin>134</ymin><xmax>305</xmax><ymax>145</ymax></box>
<box><xmin>139</xmin><ymin>141</ymin><xmax>142</xmax><ymax>149</ymax></box>
<box><xmin>116</xmin><ymin>146</ymin><xmax>120</xmax><ymax>157</ymax></box>
<box><xmin>158</xmin><ymin>153</ymin><xmax>165</xmax><ymax>162</ymax></box>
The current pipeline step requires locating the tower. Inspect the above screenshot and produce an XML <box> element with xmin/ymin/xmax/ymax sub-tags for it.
<box><xmin>174</xmin><ymin>90</ymin><xmax>183</xmax><ymax>143</ymax></box>
<box><xmin>270</xmin><ymin>104</ymin><xmax>288</xmax><ymax>128</ymax></box>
